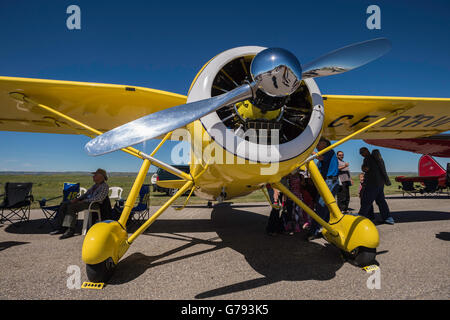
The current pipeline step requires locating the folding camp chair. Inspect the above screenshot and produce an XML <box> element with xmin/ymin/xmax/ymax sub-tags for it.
<box><xmin>131</xmin><ymin>184</ymin><xmax>150</xmax><ymax>224</ymax></box>
<box><xmin>420</xmin><ymin>180</ymin><xmax>439</xmax><ymax>195</ymax></box>
<box><xmin>115</xmin><ymin>184</ymin><xmax>150</xmax><ymax>226</ymax></box>
<box><xmin>398</xmin><ymin>181</ymin><xmax>419</xmax><ymax>197</ymax></box>
<box><xmin>38</xmin><ymin>182</ymin><xmax>80</xmax><ymax>229</ymax></box>
<box><xmin>0</xmin><ymin>182</ymin><xmax>33</xmax><ymax>225</ymax></box>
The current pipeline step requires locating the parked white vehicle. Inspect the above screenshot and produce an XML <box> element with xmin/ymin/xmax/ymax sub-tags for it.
<box><xmin>151</xmin><ymin>173</ymin><xmax>158</xmax><ymax>192</ymax></box>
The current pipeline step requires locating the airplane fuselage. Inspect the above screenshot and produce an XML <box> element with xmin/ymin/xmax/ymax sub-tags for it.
<box><xmin>187</xmin><ymin>120</ymin><xmax>321</xmax><ymax>200</ymax></box>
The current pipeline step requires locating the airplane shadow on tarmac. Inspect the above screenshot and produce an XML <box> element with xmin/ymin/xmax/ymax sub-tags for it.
<box><xmin>4</xmin><ymin>205</ymin><xmax>449</xmax><ymax>297</ymax></box>
<box><xmin>109</xmin><ymin>204</ymin><xmax>345</xmax><ymax>298</ymax></box>
<box><xmin>109</xmin><ymin>206</ymin><xmax>450</xmax><ymax>298</ymax></box>
<box><xmin>389</xmin><ymin>210</ymin><xmax>450</xmax><ymax>224</ymax></box>
<box><xmin>0</xmin><ymin>241</ymin><xmax>29</xmax><ymax>251</ymax></box>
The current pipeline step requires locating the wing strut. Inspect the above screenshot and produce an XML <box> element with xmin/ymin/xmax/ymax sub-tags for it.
<box><xmin>9</xmin><ymin>92</ymin><xmax>191</xmax><ymax>180</ymax></box>
<box><xmin>301</xmin><ymin>107</ymin><xmax>412</xmax><ymax>166</ymax></box>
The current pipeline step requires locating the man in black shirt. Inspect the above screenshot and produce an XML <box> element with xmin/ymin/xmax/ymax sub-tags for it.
<box><xmin>358</xmin><ymin>148</ymin><xmax>394</xmax><ymax>224</ymax></box>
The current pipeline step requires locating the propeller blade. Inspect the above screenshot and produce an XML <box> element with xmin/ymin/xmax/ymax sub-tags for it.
<box><xmin>84</xmin><ymin>83</ymin><xmax>253</xmax><ymax>156</ymax></box>
<box><xmin>301</xmin><ymin>38</ymin><xmax>391</xmax><ymax>79</ymax></box>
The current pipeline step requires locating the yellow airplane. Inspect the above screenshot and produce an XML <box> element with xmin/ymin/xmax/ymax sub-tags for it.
<box><xmin>1</xmin><ymin>38</ymin><xmax>450</xmax><ymax>282</ymax></box>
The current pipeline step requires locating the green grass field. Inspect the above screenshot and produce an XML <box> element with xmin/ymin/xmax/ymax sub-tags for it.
<box><xmin>0</xmin><ymin>173</ymin><xmax>407</xmax><ymax>209</ymax></box>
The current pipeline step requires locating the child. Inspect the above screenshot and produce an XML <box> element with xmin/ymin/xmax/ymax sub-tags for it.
<box><xmin>285</xmin><ymin>171</ymin><xmax>302</xmax><ymax>234</ymax></box>
<box><xmin>359</xmin><ymin>173</ymin><xmax>365</xmax><ymax>198</ymax></box>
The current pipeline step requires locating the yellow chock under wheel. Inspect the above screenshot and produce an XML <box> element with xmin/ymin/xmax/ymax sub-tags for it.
<box><xmin>81</xmin><ymin>282</ymin><xmax>105</xmax><ymax>290</ymax></box>
<box><xmin>362</xmin><ymin>265</ymin><xmax>380</xmax><ymax>273</ymax></box>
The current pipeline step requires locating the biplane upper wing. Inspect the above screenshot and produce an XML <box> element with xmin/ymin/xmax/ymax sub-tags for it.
<box><xmin>2</xmin><ymin>76</ymin><xmax>450</xmax><ymax>144</ymax></box>
<box><xmin>0</xmin><ymin>76</ymin><xmax>187</xmax><ymax>136</ymax></box>
<box><xmin>322</xmin><ymin>95</ymin><xmax>450</xmax><ymax>140</ymax></box>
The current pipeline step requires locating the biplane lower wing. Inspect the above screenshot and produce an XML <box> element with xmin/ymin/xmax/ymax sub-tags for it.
<box><xmin>322</xmin><ymin>95</ymin><xmax>450</xmax><ymax>140</ymax></box>
<box><xmin>0</xmin><ymin>76</ymin><xmax>187</xmax><ymax>136</ymax></box>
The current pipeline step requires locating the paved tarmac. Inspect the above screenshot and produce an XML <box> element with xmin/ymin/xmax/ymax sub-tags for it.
<box><xmin>0</xmin><ymin>196</ymin><xmax>449</xmax><ymax>300</ymax></box>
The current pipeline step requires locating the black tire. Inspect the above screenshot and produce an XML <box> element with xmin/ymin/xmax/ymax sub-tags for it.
<box><xmin>86</xmin><ymin>257</ymin><xmax>116</xmax><ymax>283</ymax></box>
<box><xmin>342</xmin><ymin>247</ymin><xmax>377</xmax><ymax>267</ymax></box>
<box><xmin>354</xmin><ymin>247</ymin><xmax>377</xmax><ymax>267</ymax></box>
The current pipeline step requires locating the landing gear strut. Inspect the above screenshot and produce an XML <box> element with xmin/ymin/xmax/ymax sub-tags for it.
<box><xmin>273</xmin><ymin>160</ymin><xmax>380</xmax><ymax>269</ymax></box>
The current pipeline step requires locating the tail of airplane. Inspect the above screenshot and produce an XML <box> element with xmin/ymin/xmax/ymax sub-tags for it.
<box><xmin>418</xmin><ymin>155</ymin><xmax>446</xmax><ymax>177</ymax></box>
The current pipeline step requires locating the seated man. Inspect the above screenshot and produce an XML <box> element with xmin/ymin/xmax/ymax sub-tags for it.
<box><xmin>51</xmin><ymin>168</ymin><xmax>109</xmax><ymax>239</ymax></box>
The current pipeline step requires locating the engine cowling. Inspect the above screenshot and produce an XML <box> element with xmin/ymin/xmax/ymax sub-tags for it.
<box><xmin>187</xmin><ymin>46</ymin><xmax>324</xmax><ymax>164</ymax></box>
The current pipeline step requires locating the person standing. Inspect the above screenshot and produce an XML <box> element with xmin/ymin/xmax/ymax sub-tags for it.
<box><xmin>372</xmin><ymin>149</ymin><xmax>392</xmax><ymax>187</ymax></box>
<box><xmin>359</xmin><ymin>172</ymin><xmax>374</xmax><ymax>219</ymax></box>
<box><xmin>336</xmin><ymin>151</ymin><xmax>353</xmax><ymax>213</ymax></box>
<box><xmin>308</xmin><ymin>138</ymin><xmax>339</xmax><ymax>240</ymax></box>
<box><xmin>358</xmin><ymin>148</ymin><xmax>394</xmax><ymax>224</ymax></box>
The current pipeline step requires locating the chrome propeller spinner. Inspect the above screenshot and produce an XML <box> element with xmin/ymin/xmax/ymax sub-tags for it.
<box><xmin>250</xmin><ymin>47</ymin><xmax>303</xmax><ymax>97</ymax></box>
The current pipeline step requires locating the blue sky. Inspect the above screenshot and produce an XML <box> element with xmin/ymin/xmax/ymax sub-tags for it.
<box><xmin>0</xmin><ymin>0</ymin><xmax>449</xmax><ymax>173</ymax></box>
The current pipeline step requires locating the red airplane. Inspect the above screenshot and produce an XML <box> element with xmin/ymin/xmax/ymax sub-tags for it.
<box><xmin>365</xmin><ymin>135</ymin><xmax>450</xmax><ymax>196</ymax></box>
